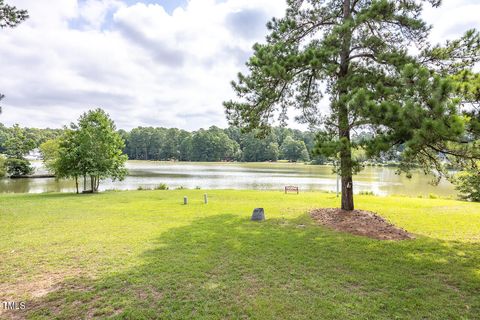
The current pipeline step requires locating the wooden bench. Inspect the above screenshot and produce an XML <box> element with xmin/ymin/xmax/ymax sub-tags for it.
<box><xmin>284</xmin><ymin>186</ymin><xmax>299</xmax><ymax>194</ymax></box>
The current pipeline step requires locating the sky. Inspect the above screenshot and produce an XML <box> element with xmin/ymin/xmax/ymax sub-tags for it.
<box><xmin>0</xmin><ymin>0</ymin><xmax>479</xmax><ymax>131</ymax></box>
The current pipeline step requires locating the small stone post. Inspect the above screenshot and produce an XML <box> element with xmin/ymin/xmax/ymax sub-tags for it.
<box><xmin>184</xmin><ymin>196</ymin><xmax>188</xmax><ymax>205</ymax></box>
<box><xmin>204</xmin><ymin>194</ymin><xmax>208</xmax><ymax>204</ymax></box>
<box><xmin>251</xmin><ymin>208</ymin><xmax>265</xmax><ymax>221</ymax></box>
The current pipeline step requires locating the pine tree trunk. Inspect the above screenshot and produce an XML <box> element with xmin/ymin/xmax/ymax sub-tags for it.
<box><xmin>338</xmin><ymin>0</ymin><xmax>354</xmax><ymax>211</ymax></box>
<box><xmin>340</xmin><ymin>142</ymin><xmax>354</xmax><ymax>210</ymax></box>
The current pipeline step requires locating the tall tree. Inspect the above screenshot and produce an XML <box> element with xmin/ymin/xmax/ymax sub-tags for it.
<box><xmin>75</xmin><ymin>109</ymin><xmax>127</xmax><ymax>192</ymax></box>
<box><xmin>224</xmin><ymin>0</ymin><xmax>480</xmax><ymax>210</ymax></box>
<box><xmin>45</xmin><ymin>109</ymin><xmax>128</xmax><ymax>193</ymax></box>
<box><xmin>0</xmin><ymin>0</ymin><xmax>28</xmax><ymax>114</ymax></box>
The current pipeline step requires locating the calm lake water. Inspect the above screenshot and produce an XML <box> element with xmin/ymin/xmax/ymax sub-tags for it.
<box><xmin>0</xmin><ymin>161</ymin><xmax>456</xmax><ymax>196</ymax></box>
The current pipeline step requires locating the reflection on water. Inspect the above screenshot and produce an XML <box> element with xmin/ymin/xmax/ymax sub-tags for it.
<box><xmin>0</xmin><ymin>161</ymin><xmax>456</xmax><ymax>196</ymax></box>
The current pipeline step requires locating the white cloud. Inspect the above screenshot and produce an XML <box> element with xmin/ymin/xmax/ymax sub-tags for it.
<box><xmin>0</xmin><ymin>0</ymin><xmax>478</xmax><ymax>130</ymax></box>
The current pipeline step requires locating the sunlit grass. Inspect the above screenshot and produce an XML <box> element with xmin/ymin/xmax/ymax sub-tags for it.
<box><xmin>1</xmin><ymin>190</ymin><xmax>479</xmax><ymax>319</ymax></box>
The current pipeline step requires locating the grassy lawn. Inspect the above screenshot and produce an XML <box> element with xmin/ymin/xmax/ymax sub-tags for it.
<box><xmin>1</xmin><ymin>190</ymin><xmax>480</xmax><ymax>319</ymax></box>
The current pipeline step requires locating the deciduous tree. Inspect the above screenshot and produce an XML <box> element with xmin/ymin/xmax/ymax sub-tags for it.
<box><xmin>44</xmin><ymin>109</ymin><xmax>128</xmax><ymax>193</ymax></box>
<box><xmin>281</xmin><ymin>136</ymin><xmax>310</xmax><ymax>162</ymax></box>
<box><xmin>4</xmin><ymin>124</ymin><xmax>34</xmax><ymax>176</ymax></box>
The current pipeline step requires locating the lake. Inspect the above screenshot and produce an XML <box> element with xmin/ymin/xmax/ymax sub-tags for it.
<box><xmin>0</xmin><ymin>161</ymin><xmax>456</xmax><ymax>196</ymax></box>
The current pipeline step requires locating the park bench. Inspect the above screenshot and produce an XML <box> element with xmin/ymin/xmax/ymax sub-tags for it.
<box><xmin>284</xmin><ymin>186</ymin><xmax>299</xmax><ymax>194</ymax></box>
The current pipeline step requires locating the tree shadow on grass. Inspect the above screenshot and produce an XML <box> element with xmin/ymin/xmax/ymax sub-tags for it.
<box><xmin>7</xmin><ymin>214</ymin><xmax>480</xmax><ymax>319</ymax></box>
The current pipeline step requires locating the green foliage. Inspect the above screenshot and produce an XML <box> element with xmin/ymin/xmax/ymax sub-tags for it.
<box><xmin>155</xmin><ymin>183</ymin><xmax>169</xmax><ymax>190</ymax></box>
<box><xmin>4</xmin><ymin>124</ymin><xmax>34</xmax><ymax>159</ymax></box>
<box><xmin>46</xmin><ymin>109</ymin><xmax>128</xmax><ymax>193</ymax></box>
<box><xmin>224</xmin><ymin>0</ymin><xmax>480</xmax><ymax>210</ymax></box>
<box><xmin>0</xmin><ymin>123</ymin><xmax>11</xmax><ymax>153</ymax></box>
<box><xmin>455</xmin><ymin>169</ymin><xmax>480</xmax><ymax>202</ymax></box>
<box><xmin>280</xmin><ymin>136</ymin><xmax>310</xmax><ymax>162</ymax></box>
<box><xmin>0</xmin><ymin>155</ymin><xmax>6</xmax><ymax>177</ymax></box>
<box><xmin>124</xmin><ymin>127</ymin><xmax>192</xmax><ymax>161</ymax></box>
<box><xmin>5</xmin><ymin>158</ymin><xmax>33</xmax><ymax>176</ymax></box>
<box><xmin>39</xmin><ymin>138</ymin><xmax>60</xmax><ymax>174</ymax></box>
<box><xmin>121</xmin><ymin>125</ymin><xmax>321</xmax><ymax>163</ymax></box>
<box><xmin>359</xmin><ymin>191</ymin><xmax>375</xmax><ymax>196</ymax></box>
<box><xmin>0</xmin><ymin>124</ymin><xmax>63</xmax><ymax>153</ymax></box>
<box><xmin>76</xmin><ymin>109</ymin><xmax>128</xmax><ymax>186</ymax></box>
<box><xmin>3</xmin><ymin>124</ymin><xmax>34</xmax><ymax>176</ymax></box>
<box><xmin>0</xmin><ymin>0</ymin><xmax>28</xmax><ymax>28</ymax></box>
<box><xmin>190</xmin><ymin>126</ymin><xmax>240</xmax><ymax>162</ymax></box>
<box><xmin>240</xmin><ymin>130</ymin><xmax>279</xmax><ymax>162</ymax></box>
<box><xmin>0</xmin><ymin>123</ymin><xmax>338</xmax><ymax>165</ymax></box>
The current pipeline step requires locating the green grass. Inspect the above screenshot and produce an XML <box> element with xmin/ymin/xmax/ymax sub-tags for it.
<box><xmin>1</xmin><ymin>190</ymin><xmax>479</xmax><ymax>319</ymax></box>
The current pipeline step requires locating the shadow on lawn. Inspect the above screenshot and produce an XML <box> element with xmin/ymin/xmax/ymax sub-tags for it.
<box><xmin>8</xmin><ymin>214</ymin><xmax>480</xmax><ymax>319</ymax></box>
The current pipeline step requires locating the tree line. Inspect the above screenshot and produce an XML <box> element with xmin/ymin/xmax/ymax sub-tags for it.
<box><xmin>120</xmin><ymin>126</ymin><xmax>316</xmax><ymax>162</ymax></box>
<box><xmin>0</xmin><ymin>124</ymin><xmax>318</xmax><ymax>164</ymax></box>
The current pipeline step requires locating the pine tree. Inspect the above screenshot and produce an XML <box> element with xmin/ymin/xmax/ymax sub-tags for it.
<box><xmin>0</xmin><ymin>0</ymin><xmax>28</xmax><ymax>28</ymax></box>
<box><xmin>224</xmin><ymin>0</ymin><xmax>480</xmax><ymax>210</ymax></box>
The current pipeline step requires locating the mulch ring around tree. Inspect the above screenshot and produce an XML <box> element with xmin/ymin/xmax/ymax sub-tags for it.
<box><xmin>310</xmin><ymin>208</ymin><xmax>414</xmax><ymax>240</ymax></box>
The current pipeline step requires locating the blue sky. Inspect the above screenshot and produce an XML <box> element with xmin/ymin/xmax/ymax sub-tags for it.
<box><xmin>0</xmin><ymin>0</ymin><xmax>479</xmax><ymax>130</ymax></box>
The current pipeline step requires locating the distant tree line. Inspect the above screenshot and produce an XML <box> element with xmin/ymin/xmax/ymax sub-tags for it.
<box><xmin>119</xmin><ymin>126</ymin><xmax>316</xmax><ymax>163</ymax></box>
<box><xmin>0</xmin><ymin>123</ymin><xmax>406</xmax><ymax>166</ymax></box>
<box><xmin>0</xmin><ymin>124</ymin><xmax>63</xmax><ymax>153</ymax></box>
<box><xmin>0</xmin><ymin>124</ymin><xmax>318</xmax><ymax>178</ymax></box>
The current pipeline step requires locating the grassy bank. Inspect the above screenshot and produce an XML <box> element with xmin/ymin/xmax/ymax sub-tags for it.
<box><xmin>1</xmin><ymin>190</ymin><xmax>479</xmax><ymax>319</ymax></box>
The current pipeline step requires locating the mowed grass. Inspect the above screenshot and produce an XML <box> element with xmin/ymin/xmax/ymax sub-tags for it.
<box><xmin>1</xmin><ymin>190</ymin><xmax>480</xmax><ymax>319</ymax></box>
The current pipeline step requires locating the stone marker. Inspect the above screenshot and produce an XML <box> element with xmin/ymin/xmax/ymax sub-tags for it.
<box><xmin>184</xmin><ymin>196</ymin><xmax>188</xmax><ymax>205</ymax></box>
<box><xmin>251</xmin><ymin>208</ymin><xmax>265</xmax><ymax>221</ymax></box>
<box><xmin>204</xmin><ymin>194</ymin><xmax>208</xmax><ymax>204</ymax></box>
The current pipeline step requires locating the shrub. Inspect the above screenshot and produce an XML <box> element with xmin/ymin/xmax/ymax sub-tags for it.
<box><xmin>455</xmin><ymin>170</ymin><xmax>480</xmax><ymax>202</ymax></box>
<box><xmin>6</xmin><ymin>158</ymin><xmax>34</xmax><ymax>176</ymax></box>
<box><xmin>155</xmin><ymin>183</ymin><xmax>169</xmax><ymax>190</ymax></box>
<box><xmin>359</xmin><ymin>190</ymin><xmax>375</xmax><ymax>196</ymax></box>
